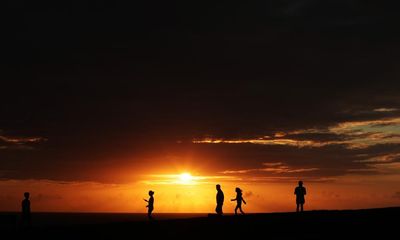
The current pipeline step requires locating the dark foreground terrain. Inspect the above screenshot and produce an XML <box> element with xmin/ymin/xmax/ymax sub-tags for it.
<box><xmin>1</xmin><ymin>207</ymin><xmax>399</xmax><ymax>239</ymax></box>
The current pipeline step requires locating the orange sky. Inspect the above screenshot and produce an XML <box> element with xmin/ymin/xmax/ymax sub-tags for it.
<box><xmin>2</xmin><ymin>0</ymin><xmax>400</xmax><ymax>214</ymax></box>
<box><xmin>2</xmin><ymin>116</ymin><xmax>400</xmax><ymax>213</ymax></box>
<box><xmin>1</xmin><ymin>171</ymin><xmax>399</xmax><ymax>213</ymax></box>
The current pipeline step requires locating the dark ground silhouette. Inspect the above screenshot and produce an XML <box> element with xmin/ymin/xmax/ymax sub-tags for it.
<box><xmin>1</xmin><ymin>207</ymin><xmax>399</xmax><ymax>240</ymax></box>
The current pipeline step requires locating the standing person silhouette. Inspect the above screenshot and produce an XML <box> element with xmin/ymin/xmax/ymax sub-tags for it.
<box><xmin>144</xmin><ymin>190</ymin><xmax>155</xmax><ymax>220</ymax></box>
<box><xmin>294</xmin><ymin>181</ymin><xmax>306</xmax><ymax>212</ymax></box>
<box><xmin>21</xmin><ymin>192</ymin><xmax>31</xmax><ymax>227</ymax></box>
<box><xmin>215</xmin><ymin>184</ymin><xmax>224</xmax><ymax>216</ymax></box>
<box><xmin>231</xmin><ymin>187</ymin><xmax>246</xmax><ymax>215</ymax></box>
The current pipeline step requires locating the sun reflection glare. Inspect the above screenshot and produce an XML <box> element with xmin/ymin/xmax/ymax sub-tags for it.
<box><xmin>178</xmin><ymin>173</ymin><xmax>194</xmax><ymax>184</ymax></box>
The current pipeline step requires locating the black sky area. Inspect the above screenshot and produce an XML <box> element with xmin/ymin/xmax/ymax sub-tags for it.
<box><xmin>1</xmin><ymin>1</ymin><xmax>400</xmax><ymax>182</ymax></box>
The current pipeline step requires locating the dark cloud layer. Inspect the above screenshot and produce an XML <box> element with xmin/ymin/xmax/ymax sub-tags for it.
<box><xmin>1</xmin><ymin>1</ymin><xmax>400</xmax><ymax>182</ymax></box>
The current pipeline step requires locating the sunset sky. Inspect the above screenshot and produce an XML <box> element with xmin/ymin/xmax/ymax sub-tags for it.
<box><xmin>1</xmin><ymin>1</ymin><xmax>400</xmax><ymax>213</ymax></box>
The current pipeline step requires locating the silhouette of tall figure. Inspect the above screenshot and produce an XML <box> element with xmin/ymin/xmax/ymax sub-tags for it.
<box><xmin>294</xmin><ymin>181</ymin><xmax>306</xmax><ymax>212</ymax></box>
<box><xmin>21</xmin><ymin>192</ymin><xmax>31</xmax><ymax>227</ymax></box>
<box><xmin>215</xmin><ymin>184</ymin><xmax>224</xmax><ymax>215</ymax></box>
<box><xmin>144</xmin><ymin>190</ymin><xmax>155</xmax><ymax>220</ymax></box>
<box><xmin>231</xmin><ymin>187</ymin><xmax>246</xmax><ymax>215</ymax></box>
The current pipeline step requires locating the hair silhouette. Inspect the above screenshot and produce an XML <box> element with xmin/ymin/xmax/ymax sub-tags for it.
<box><xmin>294</xmin><ymin>181</ymin><xmax>307</xmax><ymax>212</ymax></box>
<box><xmin>231</xmin><ymin>187</ymin><xmax>246</xmax><ymax>215</ymax></box>
<box><xmin>144</xmin><ymin>190</ymin><xmax>155</xmax><ymax>220</ymax></box>
<box><xmin>215</xmin><ymin>184</ymin><xmax>224</xmax><ymax>215</ymax></box>
<box><xmin>21</xmin><ymin>192</ymin><xmax>31</xmax><ymax>227</ymax></box>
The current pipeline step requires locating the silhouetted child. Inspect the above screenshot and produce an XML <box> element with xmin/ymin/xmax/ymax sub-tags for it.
<box><xmin>215</xmin><ymin>184</ymin><xmax>224</xmax><ymax>216</ymax></box>
<box><xmin>294</xmin><ymin>181</ymin><xmax>306</xmax><ymax>212</ymax></box>
<box><xmin>231</xmin><ymin>187</ymin><xmax>246</xmax><ymax>215</ymax></box>
<box><xmin>21</xmin><ymin>192</ymin><xmax>31</xmax><ymax>227</ymax></box>
<box><xmin>144</xmin><ymin>190</ymin><xmax>154</xmax><ymax>220</ymax></box>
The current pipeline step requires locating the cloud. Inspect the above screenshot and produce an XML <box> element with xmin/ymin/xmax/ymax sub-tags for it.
<box><xmin>193</xmin><ymin>116</ymin><xmax>400</xmax><ymax>149</ymax></box>
<box><xmin>274</xmin><ymin>132</ymin><xmax>287</xmax><ymax>138</ymax></box>
<box><xmin>0</xmin><ymin>135</ymin><xmax>45</xmax><ymax>144</ymax></box>
<box><xmin>374</xmin><ymin>108</ymin><xmax>398</xmax><ymax>112</ymax></box>
<box><xmin>330</xmin><ymin>117</ymin><xmax>400</xmax><ymax>133</ymax></box>
<box><xmin>370</xmin><ymin>162</ymin><xmax>400</xmax><ymax>174</ymax></box>
<box><xmin>0</xmin><ymin>132</ymin><xmax>47</xmax><ymax>150</ymax></box>
<box><xmin>221</xmin><ymin>162</ymin><xmax>319</xmax><ymax>175</ymax></box>
<box><xmin>189</xmin><ymin>110</ymin><xmax>400</xmax><ymax>182</ymax></box>
<box><xmin>356</xmin><ymin>153</ymin><xmax>400</xmax><ymax>163</ymax></box>
<box><xmin>193</xmin><ymin>137</ymin><xmax>329</xmax><ymax>148</ymax></box>
<box><xmin>238</xmin><ymin>176</ymin><xmax>336</xmax><ymax>183</ymax></box>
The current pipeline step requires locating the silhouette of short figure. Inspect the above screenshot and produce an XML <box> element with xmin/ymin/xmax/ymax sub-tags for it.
<box><xmin>215</xmin><ymin>184</ymin><xmax>224</xmax><ymax>216</ymax></box>
<box><xmin>144</xmin><ymin>190</ymin><xmax>155</xmax><ymax>220</ymax></box>
<box><xmin>21</xmin><ymin>192</ymin><xmax>31</xmax><ymax>227</ymax></box>
<box><xmin>294</xmin><ymin>181</ymin><xmax>307</xmax><ymax>212</ymax></box>
<box><xmin>231</xmin><ymin>187</ymin><xmax>246</xmax><ymax>215</ymax></box>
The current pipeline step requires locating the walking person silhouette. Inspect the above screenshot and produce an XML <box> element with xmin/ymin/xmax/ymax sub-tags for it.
<box><xmin>231</xmin><ymin>187</ymin><xmax>246</xmax><ymax>215</ymax></box>
<box><xmin>21</xmin><ymin>192</ymin><xmax>31</xmax><ymax>227</ymax></box>
<box><xmin>215</xmin><ymin>184</ymin><xmax>224</xmax><ymax>216</ymax></box>
<box><xmin>144</xmin><ymin>190</ymin><xmax>155</xmax><ymax>220</ymax></box>
<box><xmin>294</xmin><ymin>181</ymin><xmax>306</xmax><ymax>212</ymax></box>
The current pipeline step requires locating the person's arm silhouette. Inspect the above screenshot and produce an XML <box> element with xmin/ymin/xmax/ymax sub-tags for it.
<box><xmin>242</xmin><ymin>198</ymin><xmax>247</xmax><ymax>205</ymax></box>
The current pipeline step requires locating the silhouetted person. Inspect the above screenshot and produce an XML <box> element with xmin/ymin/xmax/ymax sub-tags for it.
<box><xmin>294</xmin><ymin>181</ymin><xmax>306</xmax><ymax>212</ymax></box>
<box><xmin>215</xmin><ymin>184</ymin><xmax>224</xmax><ymax>215</ymax></box>
<box><xmin>21</xmin><ymin>192</ymin><xmax>31</xmax><ymax>227</ymax></box>
<box><xmin>231</xmin><ymin>187</ymin><xmax>246</xmax><ymax>215</ymax></box>
<box><xmin>144</xmin><ymin>190</ymin><xmax>154</xmax><ymax>220</ymax></box>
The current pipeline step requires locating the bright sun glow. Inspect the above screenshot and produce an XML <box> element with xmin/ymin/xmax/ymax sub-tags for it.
<box><xmin>178</xmin><ymin>173</ymin><xmax>194</xmax><ymax>184</ymax></box>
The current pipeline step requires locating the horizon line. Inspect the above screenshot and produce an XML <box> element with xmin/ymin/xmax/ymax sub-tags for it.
<box><xmin>2</xmin><ymin>206</ymin><xmax>400</xmax><ymax>214</ymax></box>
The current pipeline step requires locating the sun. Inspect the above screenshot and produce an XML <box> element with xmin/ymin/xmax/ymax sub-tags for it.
<box><xmin>178</xmin><ymin>173</ymin><xmax>194</xmax><ymax>184</ymax></box>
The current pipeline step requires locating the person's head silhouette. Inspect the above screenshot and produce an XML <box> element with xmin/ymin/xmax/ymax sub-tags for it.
<box><xmin>298</xmin><ymin>181</ymin><xmax>303</xmax><ymax>187</ymax></box>
<box><xmin>235</xmin><ymin>187</ymin><xmax>241</xmax><ymax>193</ymax></box>
<box><xmin>149</xmin><ymin>190</ymin><xmax>154</xmax><ymax>196</ymax></box>
<box><xmin>24</xmin><ymin>192</ymin><xmax>30</xmax><ymax>199</ymax></box>
<box><xmin>216</xmin><ymin>184</ymin><xmax>221</xmax><ymax>191</ymax></box>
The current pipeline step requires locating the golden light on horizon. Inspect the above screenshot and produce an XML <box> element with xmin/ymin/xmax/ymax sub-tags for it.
<box><xmin>178</xmin><ymin>173</ymin><xmax>194</xmax><ymax>184</ymax></box>
<box><xmin>142</xmin><ymin>172</ymin><xmax>212</xmax><ymax>185</ymax></box>
<box><xmin>2</xmin><ymin>174</ymin><xmax>400</xmax><ymax>213</ymax></box>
